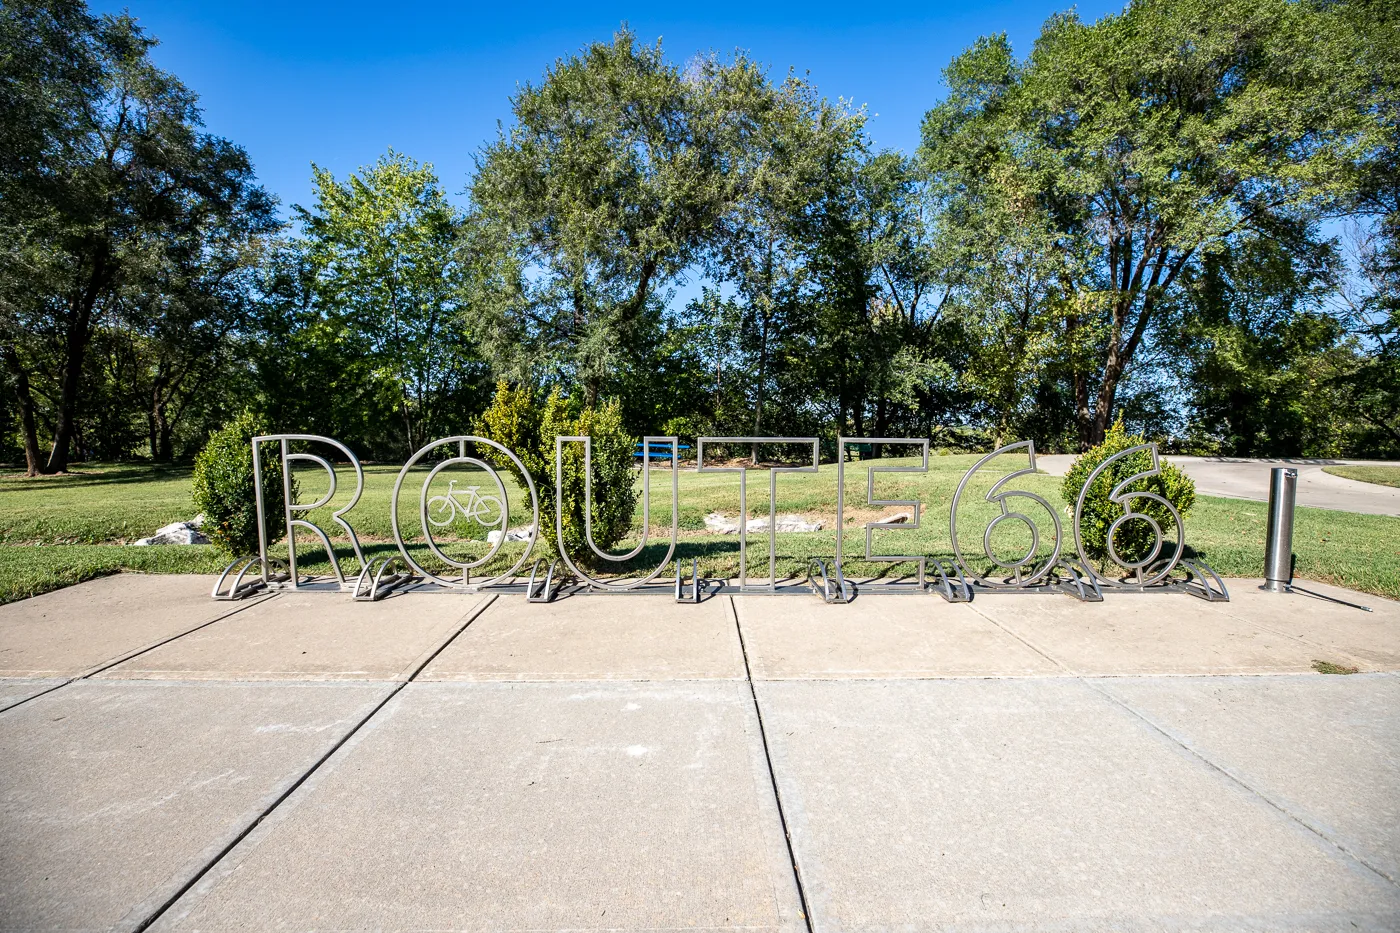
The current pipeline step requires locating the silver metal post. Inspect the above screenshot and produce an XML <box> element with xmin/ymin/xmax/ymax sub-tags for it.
<box><xmin>1260</xmin><ymin>467</ymin><xmax>1297</xmax><ymax>593</ymax></box>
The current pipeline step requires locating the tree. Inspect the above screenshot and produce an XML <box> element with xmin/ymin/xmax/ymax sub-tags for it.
<box><xmin>292</xmin><ymin>151</ymin><xmax>490</xmax><ymax>456</ymax></box>
<box><xmin>921</xmin><ymin>0</ymin><xmax>1393</xmax><ymax>450</ymax></box>
<box><xmin>848</xmin><ymin>152</ymin><xmax>969</xmax><ymax>445</ymax></box>
<box><xmin>1324</xmin><ymin>225</ymin><xmax>1400</xmax><ymax>455</ymax></box>
<box><xmin>708</xmin><ymin>74</ymin><xmax>867</xmax><ymax>448</ymax></box>
<box><xmin>1168</xmin><ymin>230</ymin><xmax>1349</xmax><ymax>455</ymax></box>
<box><xmin>122</xmin><ymin>204</ymin><xmax>270</xmax><ymax>460</ymax></box>
<box><xmin>1324</xmin><ymin>0</ymin><xmax>1400</xmax><ymax>455</ymax></box>
<box><xmin>0</xmin><ymin>1</ymin><xmax>274</xmax><ymax>472</ymax></box>
<box><xmin>472</xmin><ymin>29</ymin><xmax>770</xmax><ymax>403</ymax></box>
<box><xmin>249</xmin><ymin>240</ymin><xmax>390</xmax><ymax>453</ymax></box>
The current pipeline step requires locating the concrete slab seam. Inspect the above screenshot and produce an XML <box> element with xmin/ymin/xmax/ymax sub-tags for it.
<box><xmin>973</xmin><ymin>597</ymin><xmax>1398</xmax><ymax>888</ymax></box>
<box><xmin>1083</xmin><ymin>677</ymin><xmax>1400</xmax><ymax>890</ymax></box>
<box><xmin>77</xmin><ymin>591</ymin><xmax>281</xmax><ymax>680</ymax></box>
<box><xmin>403</xmin><ymin>593</ymin><xmax>499</xmax><ymax>683</ymax></box>
<box><xmin>0</xmin><ymin>678</ymin><xmax>73</xmax><ymax>715</ymax></box>
<box><xmin>130</xmin><ymin>595</ymin><xmax>497</xmax><ymax>933</ymax></box>
<box><xmin>121</xmin><ymin>681</ymin><xmax>408</xmax><ymax>933</ymax></box>
<box><xmin>729</xmin><ymin>595</ymin><xmax>816</xmax><ymax>933</ymax></box>
<box><xmin>965</xmin><ymin>601</ymin><xmax>1076</xmax><ymax>675</ymax></box>
<box><xmin>0</xmin><ymin>592</ymin><xmax>280</xmax><ymax>717</ymax></box>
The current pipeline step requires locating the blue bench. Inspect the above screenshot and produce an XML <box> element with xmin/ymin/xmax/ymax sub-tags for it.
<box><xmin>635</xmin><ymin>441</ymin><xmax>692</xmax><ymax>461</ymax></box>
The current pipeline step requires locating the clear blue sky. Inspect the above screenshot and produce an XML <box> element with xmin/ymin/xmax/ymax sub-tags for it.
<box><xmin>93</xmin><ymin>1</ymin><xmax>1124</xmax><ymax>218</ymax></box>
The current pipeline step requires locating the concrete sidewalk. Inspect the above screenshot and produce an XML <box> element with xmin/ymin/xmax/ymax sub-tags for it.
<box><xmin>1</xmin><ymin>574</ymin><xmax>1398</xmax><ymax>932</ymax></box>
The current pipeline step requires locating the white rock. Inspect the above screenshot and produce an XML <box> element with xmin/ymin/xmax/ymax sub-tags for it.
<box><xmin>704</xmin><ymin>512</ymin><xmax>741</xmax><ymax>534</ymax></box>
<box><xmin>189</xmin><ymin>513</ymin><xmax>206</xmax><ymax>529</ymax></box>
<box><xmin>752</xmin><ymin>514</ymin><xmax>824</xmax><ymax>533</ymax></box>
<box><xmin>487</xmin><ymin>525</ymin><xmax>535</xmax><ymax>545</ymax></box>
<box><xmin>132</xmin><ymin>521</ymin><xmax>209</xmax><ymax>546</ymax></box>
<box><xmin>704</xmin><ymin>512</ymin><xmax>822</xmax><ymax>534</ymax></box>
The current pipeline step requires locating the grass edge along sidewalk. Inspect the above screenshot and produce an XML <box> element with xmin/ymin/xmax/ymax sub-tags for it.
<box><xmin>1</xmin><ymin>459</ymin><xmax>1397</xmax><ymax>605</ymax></box>
<box><xmin>1322</xmin><ymin>465</ymin><xmax>1400</xmax><ymax>489</ymax></box>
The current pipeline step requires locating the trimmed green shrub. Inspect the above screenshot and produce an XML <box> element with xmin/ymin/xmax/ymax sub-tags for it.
<box><xmin>475</xmin><ymin>381</ymin><xmax>639</xmax><ymax>560</ymax></box>
<box><xmin>191</xmin><ymin>411</ymin><xmax>289</xmax><ymax>557</ymax></box>
<box><xmin>1062</xmin><ymin>419</ymin><xmax>1195</xmax><ymax>565</ymax></box>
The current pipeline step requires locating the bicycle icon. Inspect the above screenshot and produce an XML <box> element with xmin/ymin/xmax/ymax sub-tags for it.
<box><xmin>426</xmin><ymin>480</ymin><xmax>504</xmax><ymax>530</ymax></box>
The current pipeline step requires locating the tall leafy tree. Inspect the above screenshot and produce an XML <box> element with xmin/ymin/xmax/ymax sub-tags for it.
<box><xmin>1168</xmin><ymin>231</ymin><xmax>1348</xmax><ymax>455</ymax></box>
<box><xmin>922</xmin><ymin>0</ymin><xmax>1392</xmax><ymax>449</ymax></box>
<box><xmin>0</xmin><ymin>1</ymin><xmax>274</xmax><ymax>472</ymax></box>
<box><xmin>847</xmin><ymin>152</ymin><xmax>966</xmax><ymax>444</ymax></box>
<box><xmin>291</xmin><ymin>151</ymin><xmax>490</xmax><ymax>455</ymax></box>
<box><xmin>709</xmin><ymin>75</ymin><xmax>867</xmax><ymax>444</ymax></box>
<box><xmin>126</xmin><ymin>225</ymin><xmax>266</xmax><ymax>461</ymax></box>
<box><xmin>1323</xmin><ymin>0</ymin><xmax>1400</xmax><ymax>454</ymax></box>
<box><xmin>472</xmin><ymin>29</ymin><xmax>770</xmax><ymax>402</ymax></box>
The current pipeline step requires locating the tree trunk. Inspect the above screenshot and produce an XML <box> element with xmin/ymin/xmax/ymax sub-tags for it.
<box><xmin>45</xmin><ymin>261</ymin><xmax>105</xmax><ymax>473</ymax></box>
<box><xmin>750</xmin><ymin>376</ymin><xmax>765</xmax><ymax>465</ymax></box>
<box><xmin>45</xmin><ymin>310</ymin><xmax>92</xmax><ymax>473</ymax></box>
<box><xmin>751</xmin><ymin>310</ymin><xmax>769</xmax><ymax>466</ymax></box>
<box><xmin>1090</xmin><ymin>361</ymin><xmax>1122</xmax><ymax>449</ymax></box>
<box><xmin>3</xmin><ymin>345</ymin><xmax>43</xmax><ymax>475</ymax></box>
<box><xmin>150</xmin><ymin>373</ymin><xmax>167</xmax><ymax>461</ymax></box>
<box><xmin>1067</xmin><ymin>312</ymin><xmax>1092</xmax><ymax>452</ymax></box>
<box><xmin>150</xmin><ymin>399</ymin><xmax>173</xmax><ymax>462</ymax></box>
<box><xmin>872</xmin><ymin>397</ymin><xmax>888</xmax><ymax>459</ymax></box>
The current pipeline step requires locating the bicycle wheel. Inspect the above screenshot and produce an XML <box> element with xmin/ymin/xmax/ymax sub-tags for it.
<box><xmin>468</xmin><ymin>494</ymin><xmax>504</xmax><ymax>528</ymax></box>
<box><xmin>426</xmin><ymin>495</ymin><xmax>457</xmax><ymax>528</ymax></box>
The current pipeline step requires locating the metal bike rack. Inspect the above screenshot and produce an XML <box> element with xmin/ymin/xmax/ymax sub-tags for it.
<box><xmin>214</xmin><ymin>433</ymin><xmax>1229</xmax><ymax>606</ymax></box>
<box><xmin>352</xmin><ymin>556</ymin><xmax>415</xmax><ymax>602</ymax></box>
<box><xmin>675</xmin><ymin>558</ymin><xmax>702</xmax><ymax>603</ymax></box>
<box><xmin>525</xmin><ymin>558</ymin><xmax>566</xmax><ymax>603</ymax></box>
<box><xmin>212</xmin><ymin>557</ymin><xmax>288</xmax><ymax>600</ymax></box>
<box><xmin>806</xmin><ymin>558</ymin><xmax>853</xmax><ymax>604</ymax></box>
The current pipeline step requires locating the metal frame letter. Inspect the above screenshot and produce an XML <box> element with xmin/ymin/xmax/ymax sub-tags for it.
<box><xmin>696</xmin><ymin>437</ymin><xmax>819</xmax><ymax>592</ymax></box>
<box><xmin>554</xmin><ymin>435</ymin><xmax>679</xmax><ymax>591</ymax></box>
<box><xmin>251</xmin><ymin>434</ymin><xmax>366</xmax><ymax>588</ymax></box>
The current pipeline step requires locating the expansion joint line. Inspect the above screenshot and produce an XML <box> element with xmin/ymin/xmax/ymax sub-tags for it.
<box><xmin>730</xmin><ymin>595</ymin><xmax>817</xmax><ymax>933</ymax></box>
<box><xmin>967</xmin><ymin>601</ymin><xmax>1397</xmax><ymax>889</ymax></box>
<box><xmin>132</xmin><ymin>594</ymin><xmax>498</xmax><ymax>933</ymax></box>
<box><xmin>1085</xmin><ymin>679</ymin><xmax>1400</xmax><ymax>891</ymax></box>
<box><xmin>0</xmin><ymin>591</ymin><xmax>280</xmax><ymax>717</ymax></box>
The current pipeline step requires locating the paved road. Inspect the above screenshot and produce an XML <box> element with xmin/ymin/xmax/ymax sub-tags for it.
<box><xmin>2</xmin><ymin>575</ymin><xmax>1398</xmax><ymax>931</ymax></box>
<box><xmin>1037</xmin><ymin>454</ymin><xmax>1400</xmax><ymax>516</ymax></box>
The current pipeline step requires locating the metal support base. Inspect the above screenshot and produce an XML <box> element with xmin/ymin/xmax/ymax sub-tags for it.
<box><xmin>1179</xmin><ymin>558</ymin><xmax>1230</xmax><ymax>601</ymax></box>
<box><xmin>675</xmin><ymin>558</ymin><xmax>702</xmax><ymax>603</ymax></box>
<box><xmin>526</xmin><ymin>558</ymin><xmax>565</xmax><ymax>603</ymax></box>
<box><xmin>1052</xmin><ymin>559</ymin><xmax>1104</xmax><ymax>602</ymax></box>
<box><xmin>212</xmin><ymin>557</ymin><xmax>288</xmax><ymax>600</ymax></box>
<box><xmin>352</xmin><ymin>556</ymin><xmax>415</xmax><ymax>602</ymax></box>
<box><xmin>807</xmin><ymin>558</ymin><xmax>853</xmax><ymax>603</ymax></box>
<box><xmin>929</xmin><ymin>558</ymin><xmax>972</xmax><ymax>602</ymax></box>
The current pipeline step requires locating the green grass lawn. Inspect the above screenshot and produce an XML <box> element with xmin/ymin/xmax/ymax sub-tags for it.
<box><xmin>3</xmin><ymin>452</ymin><xmax>1398</xmax><ymax>603</ymax></box>
<box><xmin>0</xmin><ymin>462</ymin><xmax>200</xmax><ymax>544</ymax></box>
<box><xmin>1322</xmin><ymin>465</ymin><xmax>1400</xmax><ymax>489</ymax></box>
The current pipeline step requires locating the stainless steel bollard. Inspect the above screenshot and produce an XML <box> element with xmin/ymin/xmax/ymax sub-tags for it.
<box><xmin>1260</xmin><ymin>467</ymin><xmax>1297</xmax><ymax>593</ymax></box>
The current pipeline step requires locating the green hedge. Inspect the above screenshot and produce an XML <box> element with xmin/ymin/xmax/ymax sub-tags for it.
<box><xmin>1062</xmin><ymin>421</ymin><xmax>1195</xmax><ymax>565</ymax></box>
<box><xmin>475</xmin><ymin>381</ymin><xmax>638</xmax><ymax>560</ymax></box>
<box><xmin>191</xmin><ymin>411</ymin><xmax>290</xmax><ymax>557</ymax></box>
